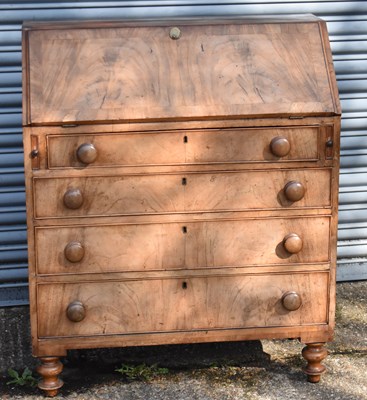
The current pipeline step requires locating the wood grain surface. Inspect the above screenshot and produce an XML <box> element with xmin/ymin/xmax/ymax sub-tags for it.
<box><xmin>47</xmin><ymin>126</ymin><xmax>319</xmax><ymax>168</ymax></box>
<box><xmin>22</xmin><ymin>18</ymin><xmax>340</xmax><ymax>376</ymax></box>
<box><xmin>35</xmin><ymin>216</ymin><xmax>330</xmax><ymax>274</ymax></box>
<box><xmin>33</xmin><ymin>169</ymin><xmax>331</xmax><ymax>218</ymax></box>
<box><xmin>24</xmin><ymin>21</ymin><xmax>339</xmax><ymax>125</ymax></box>
<box><xmin>37</xmin><ymin>272</ymin><xmax>329</xmax><ymax>337</ymax></box>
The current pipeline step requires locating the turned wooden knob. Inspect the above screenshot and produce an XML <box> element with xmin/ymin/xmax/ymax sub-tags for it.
<box><xmin>283</xmin><ymin>233</ymin><xmax>303</xmax><ymax>254</ymax></box>
<box><xmin>284</xmin><ymin>181</ymin><xmax>305</xmax><ymax>202</ymax></box>
<box><xmin>63</xmin><ymin>188</ymin><xmax>83</xmax><ymax>209</ymax></box>
<box><xmin>76</xmin><ymin>143</ymin><xmax>97</xmax><ymax>164</ymax></box>
<box><xmin>270</xmin><ymin>136</ymin><xmax>290</xmax><ymax>157</ymax></box>
<box><xmin>64</xmin><ymin>241</ymin><xmax>85</xmax><ymax>263</ymax></box>
<box><xmin>282</xmin><ymin>291</ymin><xmax>302</xmax><ymax>311</ymax></box>
<box><xmin>66</xmin><ymin>301</ymin><xmax>86</xmax><ymax>322</ymax></box>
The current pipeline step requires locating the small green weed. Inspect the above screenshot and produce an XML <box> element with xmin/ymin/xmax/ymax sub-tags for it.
<box><xmin>115</xmin><ymin>363</ymin><xmax>169</xmax><ymax>381</ymax></box>
<box><xmin>7</xmin><ymin>367</ymin><xmax>38</xmax><ymax>387</ymax></box>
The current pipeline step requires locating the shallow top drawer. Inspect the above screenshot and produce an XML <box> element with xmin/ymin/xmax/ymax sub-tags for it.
<box><xmin>47</xmin><ymin>126</ymin><xmax>319</xmax><ymax>168</ymax></box>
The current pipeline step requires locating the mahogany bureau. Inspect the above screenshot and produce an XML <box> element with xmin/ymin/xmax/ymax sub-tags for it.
<box><xmin>22</xmin><ymin>15</ymin><xmax>341</xmax><ymax>396</ymax></box>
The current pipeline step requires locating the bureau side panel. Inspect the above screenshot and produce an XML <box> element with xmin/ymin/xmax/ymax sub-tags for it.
<box><xmin>327</xmin><ymin>117</ymin><xmax>341</xmax><ymax>336</ymax></box>
<box><xmin>22</xmin><ymin>127</ymin><xmax>39</xmax><ymax>354</ymax></box>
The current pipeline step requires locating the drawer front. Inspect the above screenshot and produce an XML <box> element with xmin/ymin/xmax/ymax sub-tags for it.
<box><xmin>36</xmin><ymin>217</ymin><xmax>330</xmax><ymax>274</ymax></box>
<box><xmin>37</xmin><ymin>272</ymin><xmax>329</xmax><ymax>338</ymax></box>
<box><xmin>47</xmin><ymin>126</ymin><xmax>319</xmax><ymax>168</ymax></box>
<box><xmin>34</xmin><ymin>169</ymin><xmax>331</xmax><ymax>218</ymax></box>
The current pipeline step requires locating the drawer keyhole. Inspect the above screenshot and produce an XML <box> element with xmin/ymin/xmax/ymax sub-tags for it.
<box><xmin>182</xmin><ymin>177</ymin><xmax>187</xmax><ymax>185</ymax></box>
<box><xmin>182</xmin><ymin>281</ymin><xmax>188</xmax><ymax>289</ymax></box>
<box><xmin>182</xmin><ymin>226</ymin><xmax>187</xmax><ymax>233</ymax></box>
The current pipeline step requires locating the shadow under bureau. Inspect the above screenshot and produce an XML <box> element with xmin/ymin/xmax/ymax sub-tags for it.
<box><xmin>22</xmin><ymin>15</ymin><xmax>341</xmax><ymax>396</ymax></box>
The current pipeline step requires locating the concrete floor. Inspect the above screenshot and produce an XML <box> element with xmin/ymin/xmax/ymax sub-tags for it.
<box><xmin>1</xmin><ymin>281</ymin><xmax>366</xmax><ymax>400</ymax></box>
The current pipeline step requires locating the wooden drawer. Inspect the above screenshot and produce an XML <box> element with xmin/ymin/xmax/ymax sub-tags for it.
<box><xmin>47</xmin><ymin>126</ymin><xmax>319</xmax><ymax>168</ymax></box>
<box><xmin>37</xmin><ymin>272</ymin><xmax>329</xmax><ymax>338</ymax></box>
<box><xmin>35</xmin><ymin>217</ymin><xmax>330</xmax><ymax>274</ymax></box>
<box><xmin>33</xmin><ymin>169</ymin><xmax>331</xmax><ymax>219</ymax></box>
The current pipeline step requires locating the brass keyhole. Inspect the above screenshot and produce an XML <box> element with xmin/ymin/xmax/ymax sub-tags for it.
<box><xmin>182</xmin><ymin>282</ymin><xmax>188</xmax><ymax>289</ymax></box>
<box><xmin>31</xmin><ymin>149</ymin><xmax>39</xmax><ymax>158</ymax></box>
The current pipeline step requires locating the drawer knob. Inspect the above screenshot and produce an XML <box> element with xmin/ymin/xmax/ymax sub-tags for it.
<box><xmin>270</xmin><ymin>136</ymin><xmax>290</xmax><ymax>157</ymax></box>
<box><xmin>283</xmin><ymin>233</ymin><xmax>303</xmax><ymax>254</ymax></box>
<box><xmin>66</xmin><ymin>301</ymin><xmax>86</xmax><ymax>322</ymax></box>
<box><xmin>63</xmin><ymin>188</ymin><xmax>84</xmax><ymax>209</ymax></box>
<box><xmin>64</xmin><ymin>241</ymin><xmax>85</xmax><ymax>263</ymax></box>
<box><xmin>284</xmin><ymin>181</ymin><xmax>305</xmax><ymax>202</ymax></box>
<box><xmin>169</xmin><ymin>27</ymin><xmax>181</xmax><ymax>40</ymax></box>
<box><xmin>77</xmin><ymin>143</ymin><xmax>97</xmax><ymax>164</ymax></box>
<box><xmin>281</xmin><ymin>291</ymin><xmax>302</xmax><ymax>311</ymax></box>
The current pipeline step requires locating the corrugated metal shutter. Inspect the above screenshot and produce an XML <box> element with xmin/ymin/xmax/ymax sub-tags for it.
<box><xmin>0</xmin><ymin>1</ymin><xmax>366</xmax><ymax>306</ymax></box>
<box><xmin>0</xmin><ymin>16</ymin><xmax>28</xmax><ymax>306</ymax></box>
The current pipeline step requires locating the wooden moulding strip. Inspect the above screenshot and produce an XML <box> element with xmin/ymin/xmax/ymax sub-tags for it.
<box><xmin>34</xmin><ymin>265</ymin><xmax>331</xmax><ymax>283</ymax></box>
<box><xmin>34</xmin><ymin>324</ymin><xmax>332</xmax><ymax>357</ymax></box>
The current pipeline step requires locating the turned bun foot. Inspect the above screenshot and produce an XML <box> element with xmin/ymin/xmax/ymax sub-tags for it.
<box><xmin>302</xmin><ymin>343</ymin><xmax>328</xmax><ymax>383</ymax></box>
<box><xmin>37</xmin><ymin>357</ymin><xmax>64</xmax><ymax>397</ymax></box>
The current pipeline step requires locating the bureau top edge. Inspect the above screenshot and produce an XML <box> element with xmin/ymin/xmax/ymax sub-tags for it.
<box><xmin>22</xmin><ymin>14</ymin><xmax>323</xmax><ymax>30</ymax></box>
